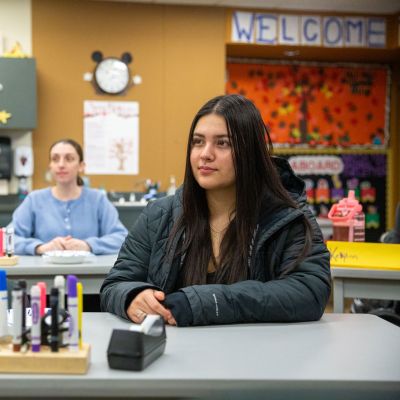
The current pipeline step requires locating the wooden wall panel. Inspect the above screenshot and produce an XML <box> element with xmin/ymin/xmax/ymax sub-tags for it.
<box><xmin>32</xmin><ymin>0</ymin><xmax>225</xmax><ymax>191</ymax></box>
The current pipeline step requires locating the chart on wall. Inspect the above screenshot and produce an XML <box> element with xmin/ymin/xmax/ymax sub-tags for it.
<box><xmin>83</xmin><ymin>101</ymin><xmax>139</xmax><ymax>175</ymax></box>
<box><xmin>282</xmin><ymin>153</ymin><xmax>387</xmax><ymax>242</ymax></box>
<box><xmin>226</xmin><ymin>61</ymin><xmax>389</xmax><ymax>148</ymax></box>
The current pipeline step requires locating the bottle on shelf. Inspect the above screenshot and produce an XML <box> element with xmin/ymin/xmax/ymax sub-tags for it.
<box><xmin>167</xmin><ymin>175</ymin><xmax>176</xmax><ymax>196</ymax></box>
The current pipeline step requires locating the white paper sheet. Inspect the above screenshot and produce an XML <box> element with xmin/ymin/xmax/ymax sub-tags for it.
<box><xmin>83</xmin><ymin>100</ymin><xmax>139</xmax><ymax>175</ymax></box>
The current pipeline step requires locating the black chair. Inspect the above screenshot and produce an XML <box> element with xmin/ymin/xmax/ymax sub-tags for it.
<box><xmin>351</xmin><ymin>203</ymin><xmax>400</xmax><ymax>327</ymax></box>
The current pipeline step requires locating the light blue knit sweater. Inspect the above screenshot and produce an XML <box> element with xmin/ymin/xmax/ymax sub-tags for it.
<box><xmin>12</xmin><ymin>187</ymin><xmax>127</xmax><ymax>255</ymax></box>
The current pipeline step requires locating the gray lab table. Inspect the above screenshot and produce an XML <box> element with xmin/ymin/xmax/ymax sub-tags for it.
<box><xmin>331</xmin><ymin>266</ymin><xmax>400</xmax><ymax>312</ymax></box>
<box><xmin>1</xmin><ymin>255</ymin><xmax>117</xmax><ymax>293</ymax></box>
<box><xmin>0</xmin><ymin>313</ymin><xmax>399</xmax><ymax>400</ymax></box>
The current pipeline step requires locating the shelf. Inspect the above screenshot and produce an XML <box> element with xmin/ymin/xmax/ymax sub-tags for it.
<box><xmin>226</xmin><ymin>44</ymin><xmax>400</xmax><ymax>64</ymax></box>
<box><xmin>273</xmin><ymin>147</ymin><xmax>388</xmax><ymax>155</ymax></box>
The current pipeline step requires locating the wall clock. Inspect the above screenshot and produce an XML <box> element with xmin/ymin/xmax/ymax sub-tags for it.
<box><xmin>91</xmin><ymin>51</ymin><xmax>132</xmax><ymax>94</ymax></box>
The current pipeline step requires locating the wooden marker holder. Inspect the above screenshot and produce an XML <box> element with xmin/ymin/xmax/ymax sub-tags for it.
<box><xmin>0</xmin><ymin>342</ymin><xmax>91</xmax><ymax>374</ymax></box>
<box><xmin>0</xmin><ymin>255</ymin><xmax>18</xmax><ymax>266</ymax></box>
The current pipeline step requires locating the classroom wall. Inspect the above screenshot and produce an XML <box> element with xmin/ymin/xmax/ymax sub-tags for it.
<box><xmin>225</xmin><ymin>8</ymin><xmax>400</xmax><ymax>229</ymax></box>
<box><xmin>0</xmin><ymin>0</ymin><xmax>33</xmax><ymax>194</ymax></box>
<box><xmin>388</xmin><ymin>66</ymin><xmax>400</xmax><ymax>229</ymax></box>
<box><xmin>25</xmin><ymin>0</ymin><xmax>400</xmax><ymax>228</ymax></box>
<box><xmin>0</xmin><ymin>0</ymin><xmax>31</xmax><ymax>55</ymax></box>
<box><xmin>31</xmin><ymin>0</ymin><xmax>225</xmax><ymax>191</ymax></box>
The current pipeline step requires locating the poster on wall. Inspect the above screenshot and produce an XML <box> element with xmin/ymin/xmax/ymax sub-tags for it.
<box><xmin>283</xmin><ymin>153</ymin><xmax>387</xmax><ymax>242</ymax></box>
<box><xmin>83</xmin><ymin>100</ymin><xmax>139</xmax><ymax>175</ymax></box>
<box><xmin>226</xmin><ymin>61</ymin><xmax>389</xmax><ymax>148</ymax></box>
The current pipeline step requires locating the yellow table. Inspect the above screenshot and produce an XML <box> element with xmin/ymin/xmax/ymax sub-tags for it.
<box><xmin>327</xmin><ymin>241</ymin><xmax>400</xmax><ymax>313</ymax></box>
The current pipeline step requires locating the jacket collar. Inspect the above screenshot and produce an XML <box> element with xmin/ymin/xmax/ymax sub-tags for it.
<box><xmin>272</xmin><ymin>156</ymin><xmax>306</xmax><ymax>204</ymax></box>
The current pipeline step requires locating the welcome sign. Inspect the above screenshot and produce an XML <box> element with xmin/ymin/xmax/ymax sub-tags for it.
<box><xmin>230</xmin><ymin>11</ymin><xmax>386</xmax><ymax>48</ymax></box>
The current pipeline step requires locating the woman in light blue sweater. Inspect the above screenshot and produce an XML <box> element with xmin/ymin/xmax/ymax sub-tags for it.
<box><xmin>12</xmin><ymin>139</ymin><xmax>127</xmax><ymax>255</ymax></box>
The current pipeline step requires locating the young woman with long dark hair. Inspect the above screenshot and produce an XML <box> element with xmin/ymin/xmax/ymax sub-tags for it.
<box><xmin>101</xmin><ymin>95</ymin><xmax>331</xmax><ymax>326</ymax></box>
<box><xmin>13</xmin><ymin>139</ymin><xmax>127</xmax><ymax>255</ymax></box>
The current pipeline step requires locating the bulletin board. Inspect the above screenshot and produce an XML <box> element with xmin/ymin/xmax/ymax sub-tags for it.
<box><xmin>282</xmin><ymin>153</ymin><xmax>387</xmax><ymax>242</ymax></box>
<box><xmin>226</xmin><ymin>61</ymin><xmax>389</xmax><ymax>148</ymax></box>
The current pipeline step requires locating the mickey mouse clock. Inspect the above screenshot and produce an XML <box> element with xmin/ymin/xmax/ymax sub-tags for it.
<box><xmin>91</xmin><ymin>51</ymin><xmax>133</xmax><ymax>95</ymax></box>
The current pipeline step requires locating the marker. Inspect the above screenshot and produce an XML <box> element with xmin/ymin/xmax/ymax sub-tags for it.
<box><xmin>37</xmin><ymin>282</ymin><xmax>47</xmax><ymax>317</ymax></box>
<box><xmin>5</xmin><ymin>226</ymin><xmax>14</xmax><ymax>257</ymax></box>
<box><xmin>30</xmin><ymin>285</ymin><xmax>41</xmax><ymax>352</ymax></box>
<box><xmin>17</xmin><ymin>280</ymin><xmax>27</xmax><ymax>344</ymax></box>
<box><xmin>67</xmin><ymin>275</ymin><xmax>79</xmax><ymax>352</ymax></box>
<box><xmin>2</xmin><ymin>228</ymin><xmax>5</xmax><ymax>256</ymax></box>
<box><xmin>54</xmin><ymin>275</ymin><xmax>65</xmax><ymax>310</ymax></box>
<box><xmin>12</xmin><ymin>284</ymin><xmax>22</xmax><ymax>352</ymax></box>
<box><xmin>0</xmin><ymin>270</ymin><xmax>8</xmax><ymax>339</ymax></box>
<box><xmin>50</xmin><ymin>287</ymin><xmax>59</xmax><ymax>352</ymax></box>
<box><xmin>55</xmin><ymin>275</ymin><xmax>68</xmax><ymax>346</ymax></box>
<box><xmin>77</xmin><ymin>282</ymin><xmax>83</xmax><ymax>349</ymax></box>
<box><xmin>0</xmin><ymin>228</ymin><xmax>4</xmax><ymax>257</ymax></box>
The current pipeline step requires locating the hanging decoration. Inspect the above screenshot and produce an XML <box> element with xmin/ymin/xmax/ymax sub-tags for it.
<box><xmin>0</xmin><ymin>110</ymin><xmax>12</xmax><ymax>125</ymax></box>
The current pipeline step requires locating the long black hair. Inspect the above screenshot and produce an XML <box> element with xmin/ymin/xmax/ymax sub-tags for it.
<box><xmin>169</xmin><ymin>94</ymin><xmax>312</xmax><ymax>286</ymax></box>
<box><xmin>49</xmin><ymin>139</ymin><xmax>84</xmax><ymax>186</ymax></box>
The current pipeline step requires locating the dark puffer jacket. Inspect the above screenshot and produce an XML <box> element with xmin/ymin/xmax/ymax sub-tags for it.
<box><xmin>100</xmin><ymin>158</ymin><xmax>331</xmax><ymax>325</ymax></box>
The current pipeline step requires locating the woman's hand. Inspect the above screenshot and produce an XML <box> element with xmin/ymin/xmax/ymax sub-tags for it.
<box><xmin>63</xmin><ymin>237</ymin><xmax>91</xmax><ymax>251</ymax></box>
<box><xmin>35</xmin><ymin>236</ymin><xmax>91</xmax><ymax>254</ymax></box>
<box><xmin>35</xmin><ymin>237</ymin><xmax>68</xmax><ymax>254</ymax></box>
<box><xmin>127</xmin><ymin>289</ymin><xmax>176</xmax><ymax>325</ymax></box>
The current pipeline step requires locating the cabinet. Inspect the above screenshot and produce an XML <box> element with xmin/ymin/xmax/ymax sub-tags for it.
<box><xmin>0</xmin><ymin>58</ymin><xmax>36</xmax><ymax>130</ymax></box>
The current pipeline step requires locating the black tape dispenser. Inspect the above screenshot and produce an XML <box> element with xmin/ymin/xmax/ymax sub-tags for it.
<box><xmin>107</xmin><ymin>315</ymin><xmax>166</xmax><ymax>371</ymax></box>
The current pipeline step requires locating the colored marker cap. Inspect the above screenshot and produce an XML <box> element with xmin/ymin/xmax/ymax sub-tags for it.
<box><xmin>54</xmin><ymin>275</ymin><xmax>65</xmax><ymax>288</ymax></box>
<box><xmin>67</xmin><ymin>275</ymin><xmax>78</xmax><ymax>297</ymax></box>
<box><xmin>0</xmin><ymin>270</ymin><xmax>6</xmax><ymax>291</ymax></box>
<box><xmin>17</xmin><ymin>280</ymin><xmax>27</xmax><ymax>289</ymax></box>
<box><xmin>30</xmin><ymin>285</ymin><xmax>40</xmax><ymax>297</ymax></box>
